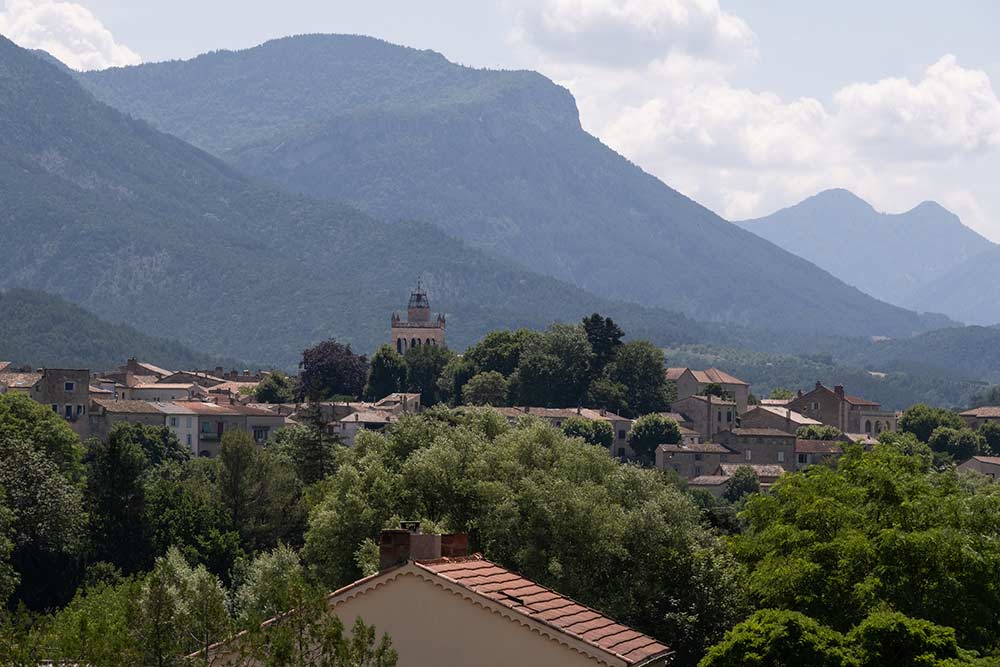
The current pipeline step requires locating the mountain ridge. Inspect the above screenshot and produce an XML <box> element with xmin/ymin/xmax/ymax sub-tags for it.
<box><xmin>737</xmin><ymin>188</ymin><xmax>994</xmax><ymax>309</ymax></box>
<box><xmin>77</xmin><ymin>34</ymin><xmax>952</xmax><ymax>339</ymax></box>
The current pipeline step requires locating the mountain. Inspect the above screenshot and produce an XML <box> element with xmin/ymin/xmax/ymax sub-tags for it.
<box><xmin>0</xmin><ymin>289</ymin><xmax>230</xmax><ymax>371</ymax></box>
<box><xmin>905</xmin><ymin>246</ymin><xmax>1000</xmax><ymax>325</ymax></box>
<box><xmin>736</xmin><ymin>189</ymin><xmax>994</xmax><ymax>307</ymax></box>
<box><xmin>0</xmin><ymin>35</ymin><xmax>764</xmax><ymax>366</ymax></box>
<box><xmin>77</xmin><ymin>34</ymin><xmax>951</xmax><ymax>339</ymax></box>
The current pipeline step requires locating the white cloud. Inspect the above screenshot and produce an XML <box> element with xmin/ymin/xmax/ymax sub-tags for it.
<box><xmin>834</xmin><ymin>55</ymin><xmax>1000</xmax><ymax>161</ymax></box>
<box><xmin>509</xmin><ymin>0</ymin><xmax>756</xmax><ymax>67</ymax></box>
<box><xmin>0</xmin><ymin>0</ymin><xmax>140</xmax><ymax>70</ymax></box>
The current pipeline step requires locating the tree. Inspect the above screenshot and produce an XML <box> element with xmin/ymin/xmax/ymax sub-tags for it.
<box><xmin>582</xmin><ymin>313</ymin><xmax>624</xmax><ymax>376</ymax></box>
<box><xmin>0</xmin><ymin>490</ymin><xmax>17</xmax><ymax>607</ymax></box>
<box><xmin>769</xmin><ymin>388</ymin><xmax>795</xmax><ymax>400</ymax></box>
<box><xmin>927</xmin><ymin>426</ymin><xmax>983</xmax><ymax>462</ymax></box>
<box><xmin>461</xmin><ymin>371</ymin><xmax>509</xmax><ymax>406</ymax></box>
<box><xmin>299</xmin><ymin>339</ymin><xmax>369</xmax><ymax>401</ymax></box>
<box><xmin>728</xmin><ymin>443</ymin><xmax>1000</xmax><ymax>652</ymax></box>
<box><xmin>217</xmin><ymin>431</ymin><xmax>304</xmax><ymax>551</ymax></box>
<box><xmin>364</xmin><ymin>345</ymin><xmax>408</xmax><ymax>401</ymax></box>
<box><xmin>436</xmin><ymin>356</ymin><xmax>476</xmax><ymax>405</ymax></box>
<box><xmin>561</xmin><ymin>417</ymin><xmax>613</xmax><ymax>449</ymax></box>
<box><xmin>979</xmin><ymin>421</ymin><xmax>1000</xmax><ymax>455</ymax></box>
<box><xmin>403</xmin><ymin>343</ymin><xmax>454</xmax><ymax>405</ymax></box>
<box><xmin>268</xmin><ymin>425</ymin><xmax>339</xmax><ymax>485</ymax></box>
<box><xmin>898</xmin><ymin>404</ymin><xmax>964</xmax><ymax>442</ymax></box>
<box><xmin>510</xmin><ymin>324</ymin><xmax>593</xmax><ymax>407</ymax></box>
<box><xmin>45</xmin><ymin>578</ymin><xmax>143</xmax><ymax>667</ymax></box>
<box><xmin>464</xmin><ymin>329</ymin><xmax>540</xmax><ymax>377</ymax></box>
<box><xmin>586</xmin><ymin>376</ymin><xmax>630</xmax><ymax>416</ymax></box>
<box><xmin>723</xmin><ymin>466</ymin><xmax>760</xmax><ymax>503</ymax></box>
<box><xmin>0</xmin><ymin>436</ymin><xmax>86</xmax><ymax>609</ymax></box>
<box><xmin>0</xmin><ymin>393</ymin><xmax>83</xmax><ymax>476</ymax></box>
<box><xmin>233</xmin><ymin>544</ymin><xmax>306</xmax><ymax>625</ymax></box>
<box><xmin>86</xmin><ymin>429</ymin><xmax>152</xmax><ymax>573</ymax></box>
<box><xmin>796</xmin><ymin>425</ymin><xmax>843</xmax><ymax>441</ymax></box>
<box><xmin>698</xmin><ymin>609</ymin><xmax>855</xmax><ymax>667</ymax></box>
<box><xmin>107</xmin><ymin>421</ymin><xmax>188</xmax><ymax>467</ymax></box>
<box><xmin>627</xmin><ymin>414</ymin><xmax>681</xmax><ymax>466</ymax></box>
<box><xmin>254</xmin><ymin>371</ymin><xmax>297</xmax><ymax>404</ymax></box>
<box><xmin>603</xmin><ymin>340</ymin><xmax>670</xmax><ymax>417</ymax></box>
<box><xmin>143</xmin><ymin>461</ymin><xmax>244</xmax><ymax>580</ymax></box>
<box><xmin>848</xmin><ymin>610</ymin><xmax>977</xmax><ymax>667</ymax></box>
<box><xmin>303</xmin><ymin>409</ymin><xmax>748</xmax><ymax>663</ymax></box>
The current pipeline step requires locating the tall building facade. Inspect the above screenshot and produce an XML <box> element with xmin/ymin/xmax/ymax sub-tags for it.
<box><xmin>391</xmin><ymin>282</ymin><xmax>445</xmax><ymax>353</ymax></box>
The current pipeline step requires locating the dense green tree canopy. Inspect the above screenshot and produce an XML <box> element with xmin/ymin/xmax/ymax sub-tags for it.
<box><xmin>253</xmin><ymin>371</ymin><xmax>297</xmax><ymax>404</ymax></box>
<box><xmin>627</xmin><ymin>414</ymin><xmax>682</xmax><ymax>466</ymax></box>
<box><xmin>601</xmin><ymin>340</ymin><xmax>670</xmax><ymax>417</ymax></box>
<box><xmin>898</xmin><ymin>404</ymin><xmax>965</xmax><ymax>443</ymax></box>
<box><xmin>403</xmin><ymin>344</ymin><xmax>454</xmax><ymax>405</ymax></box>
<box><xmin>364</xmin><ymin>346</ymin><xmax>407</xmax><ymax>402</ymax></box>
<box><xmin>0</xmin><ymin>393</ymin><xmax>83</xmax><ymax>476</ymax></box>
<box><xmin>299</xmin><ymin>340</ymin><xmax>369</xmax><ymax>401</ymax></box>
<box><xmin>302</xmin><ymin>408</ymin><xmax>748</xmax><ymax>663</ymax></box>
<box><xmin>729</xmin><ymin>442</ymin><xmax>1000</xmax><ymax>652</ymax></box>
<box><xmin>460</xmin><ymin>371</ymin><xmax>508</xmax><ymax>406</ymax></box>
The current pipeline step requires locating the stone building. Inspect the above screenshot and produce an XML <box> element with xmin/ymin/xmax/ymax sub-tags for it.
<box><xmin>665</xmin><ymin>367</ymin><xmax>750</xmax><ymax>413</ymax></box>
<box><xmin>671</xmin><ymin>394</ymin><xmax>737</xmax><ymax>442</ymax></box>
<box><xmin>655</xmin><ymin>441</ymin><xmax>734</xmax><ymax>479</ymax></box>
<box><xmin>391</xmin><ymin>281</ymin><xmax>446</xmax><ymax>354</ymax></box>
<box><xmin>715</xmin><ymin>428</ymin><xmax>797</xmax><ymax>469</ymax></box>
<box><xmin>0</xmin><ymin>367</ymin><xmax>92</xmax><ymax>437</ymax></box>
<box><xmin>786</xmin><ymin>383</ymin><xmax>898</xmax><ymax>435</ymax></box>
<box><xmin>740</xmin><ymin>405</ymin><xmax>822</xmax><ymax>434</ymax></box>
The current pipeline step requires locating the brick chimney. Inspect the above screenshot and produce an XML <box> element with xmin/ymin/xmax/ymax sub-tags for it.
<box><xmin>378</xmin><ymin>524</ymin><xmax>468</xmax><ymax>571</ymax></box>
<box><xmin>834</xmin><ymin>385</ymin><xmax>845</xmax><ymax>398</ymax></box>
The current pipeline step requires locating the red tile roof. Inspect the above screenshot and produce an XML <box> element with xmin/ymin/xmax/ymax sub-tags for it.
<box><xmin>665</xmin><ymin>367</ymin><xmax>748</xmax><ymax>385</ymax></box>
<box><xmin>416</xmin><ymin>556</ymin><xmax>671</xmax><ymax>665</ymax></box>
<box><xmin>843</xmin><ymin>394</ymin><xmax>879</xmax><ymax>407</ymax></box>
<box><xmin>795</xmin><ymin>439</ymin><xmax>844</xmax><ymax>454</ymax></box>
<box><xmin>658</xmin><ymin>442</ymin><xmax>732</xmax><ymax>454</ymax></box>
<box><xmin>960</xmin><ymin>407</ymin><xmax>1000</xmax><ymax>418</ymax></box>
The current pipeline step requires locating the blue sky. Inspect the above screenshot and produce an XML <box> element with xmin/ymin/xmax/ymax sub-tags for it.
<box><xmin>3</xmin><ymin>0</ymin><xmax>1000</xmax><ymax>240</ymax></box>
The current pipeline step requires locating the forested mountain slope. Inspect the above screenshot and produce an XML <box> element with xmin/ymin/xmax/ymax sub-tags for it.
<box><xmin>0</xmin><ymin>35</ymin><xmax>749</xmax><ymax>366</ymax></box>
<box><xmin>0</xmin><ymin>289</ymin><xmax>231</xmax><ymax>370</ymax></box>
<box><xmin>79</xmin><ymin>34</ymin><xmax>950</xmax><ymax>338</ymax></box>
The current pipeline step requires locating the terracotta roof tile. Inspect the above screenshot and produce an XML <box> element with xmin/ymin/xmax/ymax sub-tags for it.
<box><xmin>961</xmin><ymin>406</ymin><xmax>1000</xmax><ymax>418</ymax></box>
<box><xmin>416</xmin><ymin>556</ymin><xmax>671</xmax><ymax>664</ymax></box>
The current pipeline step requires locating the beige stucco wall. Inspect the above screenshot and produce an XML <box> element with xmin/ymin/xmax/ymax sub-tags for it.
<box><xmin>211</xmin><ymin>569</ymin><xmax>656</xmax><ymax>667</ymax></box>
<box><xmin>333</xmin><ymin>572</ymin><xmax>615</xmax><ymax>667</ymax></box>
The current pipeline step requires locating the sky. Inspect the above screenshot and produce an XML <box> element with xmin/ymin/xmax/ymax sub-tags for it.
<box><xmin>3</xmin><ymin>0</ymin><xmax>1000</xmax><ymax>240</ymax></box>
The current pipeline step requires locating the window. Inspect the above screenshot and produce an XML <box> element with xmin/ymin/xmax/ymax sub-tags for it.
<box><xmin>694</xmin><ymin>465</ymin><xmax>702</xmax><ymax>476</ymax></box>
<box><xmin>51</xmin><ymin>404</ymin><xmax>58</xmax><ymax>413</ymax></box>
<box><xmin>169</xmin><ymin>416</ymin><xmax>178</xmax><ymax>427</ymax></box>
<box><xmin>554</xmin><ymin>421</ymin><xmax>562</xmax><ymax>427</ymax></box>
<box><xmin>253</xmin><ymin>427</ymin><xmax>269</xmax><ymax>443</ymax></box>
<box><xmin>186</xmin><ymin>417</ymin><xmax>192</xmax><ymax>428</ymax></box>
<box><xmin>617</xmin><ymin>447</ymin><xmax>626</xmax><ymax>458</ymax></box>
<box><xmin>745</xmin><ymin>449</ymin><xmax>752</xmax><ymax>461</ymax></box>
<box><xmin>64</xmin><ymin>404</ymin><xmax>73</xmax><ymax>419</ymax></box>
<box><xmin>186</xmin><ymin>434</ymin><xmax>192</xmax><ymax>447</ymax></box>
<box><xmin>64</xmin><ymin>382</ymin><xmax>75</xmax><ymax>392</ymax></box>
<box><xmin>201</xmin><ymin>421</ymin><xmax>211</xmax><ymax>433</ymax></box>
<box><xmin>798</xmin><ymin>453</ymin><xmax>807</xmax><ymax>464</ymax></box>
<box><xmin>726</xmin><ymin>411</ymin><xmax>732</xmax><ymax>422</ymax></box>
<box><xmin>778</xmin><ymin>451</ymin><xmax>785</xmax><ymax>463</ymax></box>
<box><xmin>618</xmin><ymin>430</ymin><xmax>626</xmax><ymax>439</ymax></box>
<box><xmin>694</xmin><ymin>453</ymin><xmax>703</xmax><ymax>461</ymax></box>
<box><xmin>812</xmin><ymin>402</ymin><xmax>819</xmax><ymax>410</ymax></box>
<box><xmin>76</xmin><ymin>405</ymin><xmax>84</xmax><ymax>416</ymax></box>
<box><xmin>717</xmin><ymin>411</ymin><xmax>722</xmax><ymax>422</ymax></box>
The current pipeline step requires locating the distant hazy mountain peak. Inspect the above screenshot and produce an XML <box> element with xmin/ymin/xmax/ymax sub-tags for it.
<box><xmin>737</xmin><ymin>189</ymin><xmax>993</xmax><ymax>309</ymax></box>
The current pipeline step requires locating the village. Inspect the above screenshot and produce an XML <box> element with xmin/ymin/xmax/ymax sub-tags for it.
<box><xmin>4</xmin><ymin>285</ymin><xmax>998</xmax><ymax>500</ymax></box>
